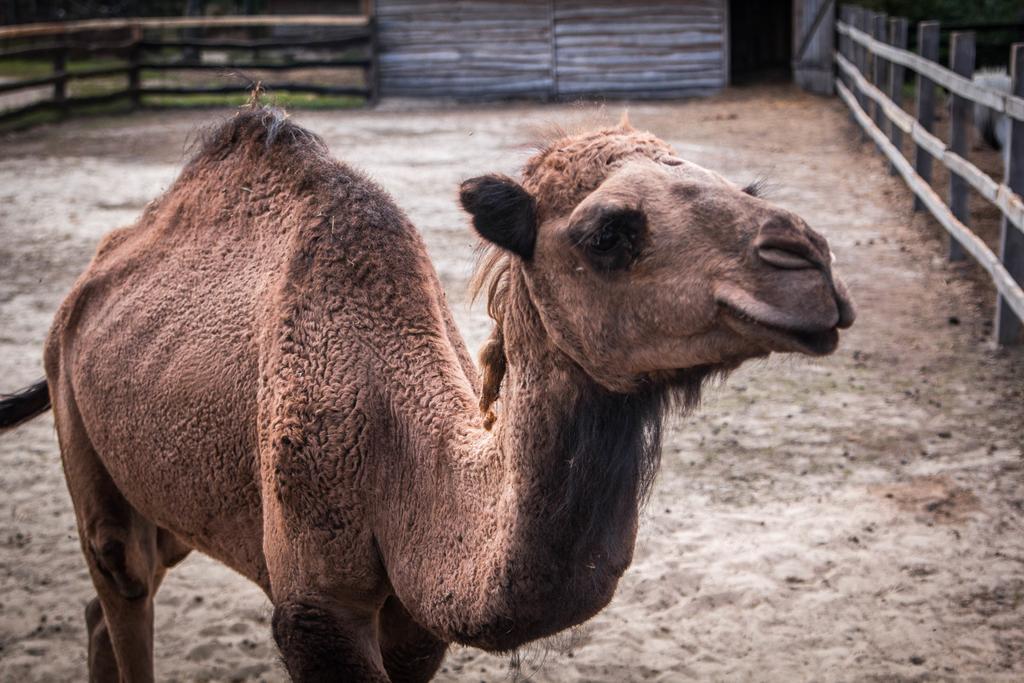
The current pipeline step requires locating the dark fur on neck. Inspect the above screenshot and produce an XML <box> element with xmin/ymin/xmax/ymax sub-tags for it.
<box><xmin>558</xmin><ymin>366</ymin><xmax>723</xmax><ymax>556</ymax></box>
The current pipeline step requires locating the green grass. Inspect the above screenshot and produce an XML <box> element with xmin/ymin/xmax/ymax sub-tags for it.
<box><xmin>0</xmin><ymin>57</ymin><xmax>129</xmax><ymax>79</ymax></box>
<box><xmin>70</xmin><ymin>79</ymin><xmax>128</xmax><ymax>97</ymax></box>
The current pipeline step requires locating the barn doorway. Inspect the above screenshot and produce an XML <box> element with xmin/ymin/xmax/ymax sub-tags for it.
<box><xmin>730</xmin><ymin>0</ymin><xmax>793</xmax><ymax>84</ymax></box>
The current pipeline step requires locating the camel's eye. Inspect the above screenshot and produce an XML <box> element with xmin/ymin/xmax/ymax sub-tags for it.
<box><xmin>579</xmin><ymin>208</ymin><xmax>646</xmax><ymax>271</ymax></box>
<box><xmin>589</xmin><ymin>227</ymin><xmax>620</xmax><ymax>253</ymax></box>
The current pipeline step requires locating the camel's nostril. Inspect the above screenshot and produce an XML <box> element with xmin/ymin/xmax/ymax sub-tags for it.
<box><xmin>757</xmin><ymin>246</ymin><xmax>817</xmax><ymax>270</ymax></box>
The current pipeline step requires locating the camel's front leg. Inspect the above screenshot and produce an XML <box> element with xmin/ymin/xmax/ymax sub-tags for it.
<box><xmin>262</xmin><ymin>501</ymin><xmax>390</xmax><ymax>680</ymax></box>
<box><xmin>261</xmin><ymin>407</ymin><xmax>392</xmax><ymax>681</ymax></box>
<box><xmin>379</xmin><ymin>596</ymin><xmax>448</xmax><ymax>683</ymax></box>
<box><xmin>272</xmin><ymin>598</ymin><xmax>389</xmax><ymax>682</ymax></box>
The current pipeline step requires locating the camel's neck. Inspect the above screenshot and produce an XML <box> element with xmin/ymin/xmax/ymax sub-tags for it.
<box><xmin>495</xmin><ymin>270</ymin><xmax>665</xmax><ymax>563</ymax></box>
<box><xmin>378</xmin><ymin>266</ymin><xmax>668</xmax><ymax>650</ymax></box>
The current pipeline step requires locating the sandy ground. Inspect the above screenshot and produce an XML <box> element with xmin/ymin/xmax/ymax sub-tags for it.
<box><xmin>1</xmin><ymin>86</ymin><xmax>1022</xmax><ymax>682</ymax></box>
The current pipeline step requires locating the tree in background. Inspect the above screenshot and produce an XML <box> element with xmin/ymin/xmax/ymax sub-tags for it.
<box><xmin>1</xmin><ymin>0</ymin><xmax>263</xmax><ymax>23</ymax></box>
<box><xmin>858</xmin><ymin>0</ymin><xmax>1024</xmax><ymax>68</ymax></box>
<box><xmin>859</xmin><ymin>1</ymin><xmax>1022</xmax><ymax>24</ymax></box>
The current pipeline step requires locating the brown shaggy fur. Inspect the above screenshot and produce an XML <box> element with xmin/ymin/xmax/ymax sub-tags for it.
<box><xmin>0</xmin><ymin>104</ymin><xmax>853</xmax><ymax>682</ymax></box>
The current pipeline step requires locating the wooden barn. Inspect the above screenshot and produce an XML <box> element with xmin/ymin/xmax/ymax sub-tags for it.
<box><xmin>371</xmin><ymin>0</ymin><xmax>835</xmax><ymax>99</ymax></box>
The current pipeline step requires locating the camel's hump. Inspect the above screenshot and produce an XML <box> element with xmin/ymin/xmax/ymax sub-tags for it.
<box><xmin>139</xmin><ymin>105</ymin><xmax>410</xmax><ymax>248</ymax></box>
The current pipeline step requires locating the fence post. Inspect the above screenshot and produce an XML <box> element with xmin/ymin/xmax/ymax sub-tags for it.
<box><xmin>838</xmin><ymin>5</ymin><xmax>849</xmax><ymax>92</ymax></box>
<box><xmin>128</xmin><ymin>23</ymin><xmax>142</xmax><ymax>110</ymax></box>
<box><xmin>887</xmin><ymin>17</ymin><xmax>909</xmax><ymax>174</ymax></box>
<box><xmin>853</xmin><ymin>7</ymin><xmax>869</xmax><ymax>141</ymax></box>
<box><xmin>872</xmin><ymin>12</ymin><xmax>888</xmax><ymax>138</ymax></box>
<box><xmin>183</xmin><ymin>0</ymin><xmax>202</xmax><ymax>64</ymax></box>
<box><xmin>848</xmin><ymin>5</ymin><xmax>859</xmax><ymax>73</ymax></box>
<box><xmin>862</xmin><ymin>10</ymin><xmax>875</xmax><ymax>97</ymax></box>
<box><xmin>367</xmin><ymin>14</ymin><xmax>380</xmax><ymax>105</ymax></box>
<box><xmin>913</xmin><ymin>21</ymin><xmax>939</xmax><ymax>212</ymax></box>
<box><xmin>948</xmin><ymin>32</ymin><xmax>975</xmax><ymax>262</ymax></box>
<box><xmin>995</xmin><ymin>43</ymin><xmax>1024</xmax><ymax>345</ymax></box>
<box><xmin>844</xmin><ymin>4</ymin><xmax>856</xmax><ymax>108</ymax></box>
<box><xmin>52</xmin><ymin>39</ymin><xmax>68</xmax><ymax>118</ymax></box>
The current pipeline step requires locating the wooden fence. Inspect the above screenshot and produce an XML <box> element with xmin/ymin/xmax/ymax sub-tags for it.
<box><xmin>836</xmin><ymin>4</ymin><xmax>1024</xmax><ymax>346</ymax></box>
<box><xmin>0</xmin><ymin>14</ymin><xmax>376</xmax><ymax>126</ymax></box>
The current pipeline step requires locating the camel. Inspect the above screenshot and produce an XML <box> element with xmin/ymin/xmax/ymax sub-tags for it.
<box><xmin>0</xmin><ymin>104</ymin><xmax>854</xmax><ymax>682</ymax></box>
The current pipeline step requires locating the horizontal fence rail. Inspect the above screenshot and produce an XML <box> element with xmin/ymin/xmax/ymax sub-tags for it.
<box><xmin>835</xmin><ymin>51</ymin><xmax>1024</xmax><ymax>233</ymax></box>
<box><xmin>0</xmin><ymin>15</ymin><xmax>368</xmax><ymax>39</ymax></box>
<box><xmin>836</xmin><ymin>79</ymin><xmax>1024</xmax><ymax>323</ymax></box>
<box><xmin>0</xmin><ymin>14</ymin><xmax>376</xmax><ymax>126</ymax></box>
<box><xmin>837</xmin><ymin>22</ymin><xmax>1024</xmax><ymax>122</ymax></box>
<box><xmin>837</xmin><ymin>5</ymin><xmax>1024</xmax><ymax>345</ymax></box>
<box><xmin>0</xmin><ymin>39</ymin><xmax>136</xmax><ymax>60</ymax></box>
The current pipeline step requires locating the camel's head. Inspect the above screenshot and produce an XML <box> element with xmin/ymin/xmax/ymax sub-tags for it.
<box><xmin>461</xmin><ymin>121</ymin><xmax>855</xmax><ymax>394</ymax></box>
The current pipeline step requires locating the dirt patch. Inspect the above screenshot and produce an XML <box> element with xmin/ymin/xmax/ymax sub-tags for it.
<box><xmin>0</xmin><ymin>85</ymin><xmax>1022</xmax><ymax>681</ymax></box>
<box><xmin>871</xmin><ymin>475</ymin><xmax>980</xmax><ymax>524</ymax></box>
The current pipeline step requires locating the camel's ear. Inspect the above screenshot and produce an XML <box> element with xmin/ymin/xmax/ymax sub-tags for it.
<box><xmin>459</xmin><ymin>174</ymin><xmax>537</xmax><ymax>260</ymax></box>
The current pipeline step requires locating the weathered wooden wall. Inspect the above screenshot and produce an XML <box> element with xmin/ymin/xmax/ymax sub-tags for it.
<box><xmin>552</xmin><ymin>0</ymin><xmax>727</xmax><ymax>97</ymax></box>
<box><xmin>376</xmin><ymin>0</ymin><xmax>728</xmax><ymax>99</ymax></box>
<box><xmin>376</xmin><ymin>0</ymin><xmax>555</xmax><ymax>98</ymax></box>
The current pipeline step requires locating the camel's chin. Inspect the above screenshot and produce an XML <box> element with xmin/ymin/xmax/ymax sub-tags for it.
<box><xmin>641</xmin><ymin>357</ymin><xmax>745</xmax><ymax>394</ymax></box>
<box><xmin>719</xmin><ymin>305</ymin><xmax>840</xmax><ymax>356</ymax></box>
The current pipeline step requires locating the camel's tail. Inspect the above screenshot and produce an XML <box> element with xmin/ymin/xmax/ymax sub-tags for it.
<box><xmin>0</xmin><ymin>379</ymin><xmax>51</xmax><ymax>431</ymax></box>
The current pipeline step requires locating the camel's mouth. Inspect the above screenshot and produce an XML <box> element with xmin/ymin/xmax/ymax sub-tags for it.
<box><xmin>719</xmin><ymin>302</ymin><xmax>839</xmax><ymax>356</ymax></box>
